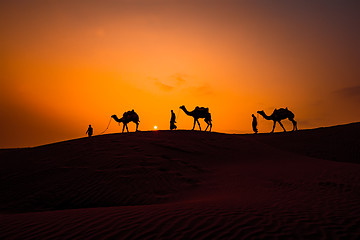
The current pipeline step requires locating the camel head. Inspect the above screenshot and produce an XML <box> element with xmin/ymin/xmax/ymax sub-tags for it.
<box><xmin>257</xmin><ymin>110</ymin><xmax>264</xmax><ymax>115</ymax></box>
<box><xmin>180</xmin><ymin>105</ymin><xmax>188</xmax><ymax>113</ymax></box>
<box><xmin>111</xmin><ymin>115</ymin><xmax>123</xmax><ymax>124</ymax></box>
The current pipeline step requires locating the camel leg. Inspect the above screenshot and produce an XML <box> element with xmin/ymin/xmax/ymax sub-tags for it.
<box><xmin>205</xmin><ymin>123</ymin><xmax>212</xmax><ymax>132</ymax></box>
<box><xmin>192</xmin><ymin>119</ymin><xmax>196</xmax><ymax>130</ymax></box>
<box><xmin>197</xmin><ymin>119</ymin><xmax>201</xmax><ymax>131</ymax></box>
<box><xmin>278</xmin><ymin>121</ymin><xmax>286</xmax><ymax>132</ymax></box>
<box><xmin>292</xmin><ymin>119</ymin><xmax>297</xmax><ymax>131</ymax></box>
<box><xmin>135</xmin><ymin>122</ymin><xmax>139</xmax><ymax>131</ymax></box>
<box><xmin>122</xmin><ymin>124</ymin><xmax>125</xmax><ymax>133</ymax></box>
<box><xmin>125</xmin><ymin>124</ymin><xmax>129</xmax><ymax>132</ymax></box>
<box><xmin>205</xmin><ymin>120</ymin><xmax>212</xmax><ymax>132</ymax></box>
<box><xmin>271</xmin><ymin>121</ymin><xmax>276</xmax><ymax>133</ymax></box>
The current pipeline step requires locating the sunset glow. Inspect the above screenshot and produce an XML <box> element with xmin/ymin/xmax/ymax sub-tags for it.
<box><xmin>1</xmin><ymin>0</ymin><xmax>359</xmax><ymax>148</ymax></box>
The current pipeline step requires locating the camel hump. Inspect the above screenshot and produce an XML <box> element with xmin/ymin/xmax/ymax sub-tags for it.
<box><xmin>195</xmin><ymin>106</ymin><xmax>209</xmax><ymax>113</ymax></box>
<box><xmin>274</xmin><ymin>108</ymin><xmax>287</xmax><ymax>113</ymax></box>
<box><xmin>123</xmin><ymin>110</ymin><xmax>138</xmax><ymax>119</ymax></box>
<box><xmin>274</xmin><ymin>108</ymin><xmax>294</xmax><ymax>118</ymax></box>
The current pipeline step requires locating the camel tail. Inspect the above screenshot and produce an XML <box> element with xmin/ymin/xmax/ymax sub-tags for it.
<box><xmin>291</xmin><ymin>113</ymin><xmax>295</xmax><ymax>119</ymax></box>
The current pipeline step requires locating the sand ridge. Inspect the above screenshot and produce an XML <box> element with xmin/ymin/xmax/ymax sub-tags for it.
<box><xmin>1</xmin><ymin>124</ymin><xmax>360</xmax><ymax>239</ymax></box>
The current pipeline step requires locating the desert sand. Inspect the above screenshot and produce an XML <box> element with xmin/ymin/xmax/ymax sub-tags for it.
<box><xmin>1</xmin><ymin>123</ymin><xmax>360</xmax><ymax>239</ymax></box>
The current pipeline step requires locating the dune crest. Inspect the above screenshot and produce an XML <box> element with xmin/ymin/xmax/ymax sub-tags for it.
<box><xmin>1</xmin><ymin>123</ymin><xmax>360</xmax><ymax>239</ymax></box>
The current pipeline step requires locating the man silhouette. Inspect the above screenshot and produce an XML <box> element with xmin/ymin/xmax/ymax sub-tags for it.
<box><xmin>252</xmin><ymin>114</ymin><xmax>258</xmax><ymax>134</ymax></box>
<box><xmin>170</xmin><ymin>110</ymin><xmax>177</xmax><ymax>130</ymax></box>
<box><xmin>86</xmin><ymin>124</ymin><xmax>93</xmax><ymax>137</ymax></box>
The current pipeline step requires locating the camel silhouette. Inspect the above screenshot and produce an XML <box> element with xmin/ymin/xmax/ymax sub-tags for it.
<box><xmin>180</xmin><ymin>105</ymin><xmax>212</xmax><ymax>131</ymax></box>
<box><xmin>111</xmin><ymin>110</ymin><xmax>139</xmax><ymax>133</ymax></box>
<box><xmin>257</xmin><ymin>108</ymin><xmax>297</xmax><ymax>133</ymax></box>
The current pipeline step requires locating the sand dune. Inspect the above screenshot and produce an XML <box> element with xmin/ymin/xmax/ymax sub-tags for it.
<box><xmin>1</xmin><ymin>123</ymin><xmax>360</xmax><ymax>239</ymax></box>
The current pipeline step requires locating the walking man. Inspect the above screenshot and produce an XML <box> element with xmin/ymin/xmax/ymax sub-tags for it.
<box><xmin>170</xmin><ymin>110</ymin><xmax>177</xmax><ymax>130</ymax></box>
<box><xmin>86</xmin><ymin>124</ymin><xmax>93</xmax><ymax>137</ymax></box>
<box><xmin>252</xmin><ymin>114</ymin><xmax>258</xmax><ymax>134</ymax></box>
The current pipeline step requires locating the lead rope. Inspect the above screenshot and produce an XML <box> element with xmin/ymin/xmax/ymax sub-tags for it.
<box><xmin>176</xmin><ymin>108</ymin><xmax>181</xmax><ymax>121</ymax></box>
<box><xmin>99</xmin><ymin>117</ymin><xmax>112</xmax><ymax>135</ymax></box>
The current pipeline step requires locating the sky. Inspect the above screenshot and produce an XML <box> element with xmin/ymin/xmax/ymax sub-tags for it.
<box><xmin>1</xmin><ymin>0</ymin><xmax>359</xmax><ymax>148</ymax></box>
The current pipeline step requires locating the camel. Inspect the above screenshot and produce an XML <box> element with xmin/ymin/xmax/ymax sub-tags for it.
<box><xmin>179</xmin><ymin>105</ymin><xmax>212</xmax><ymax>131</ymax></box>
<box><xmin>111</xmin><ymin>110</ymin><xmax>139</xmax><ymax>133</ymax></box>
<box><xmin>257</xmin><ymin>108</ymin><xmax>297</xmax><ymax>133</ymax></box>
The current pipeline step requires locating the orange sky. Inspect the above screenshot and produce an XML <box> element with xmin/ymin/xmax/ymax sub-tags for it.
<box><xmin>1</xmin><ymin>0</ymin><xmax>359</xmax><ymax>148</ymax></box>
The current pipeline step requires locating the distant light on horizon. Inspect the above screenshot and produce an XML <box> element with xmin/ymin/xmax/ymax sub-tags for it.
<box><xmin>154</xmin><ymin>126</ymin><xmax>158</xmax><ymax>130</ymax></box>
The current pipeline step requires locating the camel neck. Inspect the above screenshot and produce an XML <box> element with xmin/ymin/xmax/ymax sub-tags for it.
<box><xmin>112</xmin><ymin>116</ymin><xmax>121</xmax><ymax>122</ymax></box>
<box><xmin>181</xmin><ymin>107</ymin><xmax>192</xmax><ymax>116</ymax></box>
<box><xmin>260</xmin><ymin>112</ymin><xmax>272</xmax><ymax>120</ymax></box>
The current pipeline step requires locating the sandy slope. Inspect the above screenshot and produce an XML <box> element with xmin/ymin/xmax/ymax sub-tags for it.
<box><xmin>1</xmin><ymin>123</ymin><xmax>360</xmax><ymax>239</ymax></box>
